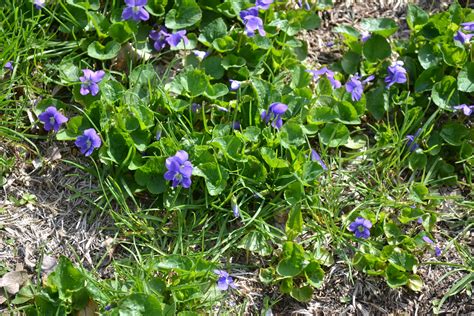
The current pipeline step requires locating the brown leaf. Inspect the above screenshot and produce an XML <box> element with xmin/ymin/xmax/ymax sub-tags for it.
<box><xmin>0</xmin><ymin>271</ymin><xmax>29</xmax><ymax>294</ymax></box>
<box><xmin>76</xmin><ymin>299</ymin><xmax>98</xmax><ymax>316</ymax></box>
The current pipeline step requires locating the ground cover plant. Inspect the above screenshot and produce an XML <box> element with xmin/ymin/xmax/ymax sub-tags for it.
<box><xmin>0</xmin><ymin>0</ymin><xmax>473</xmax><ymax>314</ymax></box>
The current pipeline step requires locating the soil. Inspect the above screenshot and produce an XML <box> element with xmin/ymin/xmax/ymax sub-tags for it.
<box><xmin>1</xmin><ymin>0</ymin><xmax>472</xmax><ymax>315</ymax></box>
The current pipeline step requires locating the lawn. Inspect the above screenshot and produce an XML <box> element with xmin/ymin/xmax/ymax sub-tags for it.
<box><xmin>0</xmin><ymin>0</ymin><xmax>473</xmax><ymax>315</ymax></box>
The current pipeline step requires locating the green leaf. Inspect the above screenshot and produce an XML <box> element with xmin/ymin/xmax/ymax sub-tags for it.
<box><xmin>307</xmin><ymin>106</ymin><xmax>338</xmax><ymax>124</ymax></box>
<box><xmin>407</xmin><ymin>274</ymin><xmax>423</xmax><ymax>292</ymax></box>
<box><xmin>181</xmin><ymin>69</ymin><xmax>209</xmax><ymax>97</ymax></box>
<box><xmin>440</xmin><ymin>122</ymin><xmax>469</xmax><ymax>146</ymax></box>
<box><xmin>363</xmin><ymin>34</ymin><xmax>391</xmax><ymax>62</ymax></box>
<box><xmin>165</xmin><ymin>0</ymin><xmax>202</xmax><ymax>29</ymax></box>
<box><xmin>286</xmin><ymin>204</ymin><xmax>303</xmax><ymax>240</ymax></box>
<box><xmin>66</xmin><ymin>0</ymin><xmax>100</xmax><ymax>10</ymax></box>
<box><xmin>87</xmin><ymin>41</ymin><xmax>121</xmax><ymax>60</ymax></box>
<box><xmin>212</xmin><ymin>36</ymin><xmax>237</xmax><ymax>52</ymax></box>
<box><xmin>320</xmin><ymin>123</ymin><xmax>349</xmax><ymax>147</ymax></box>
<box><xmin>411</xmin><ymin>182</ymin><xmax>429</xmax><ymax>202</ymax></box>
<box><xmin>431</xmin><ymin>76</ymin><xmax>459</xmax><ymax>110</ymax></box>
<box><xmin>240</xmin><ymin>155</ymin><xmax>267</xmax><ymax>183</ymax></box>
<box><xmin>117</xmin><ymin>293</ymin><xmax>163</xmax><ymax>315</ymax></box>
<box><xmin>238</xmin><ymin>231</ymin><xmax>272</xmax><ymax>256</ymax></box>
<box><xmin>156</xmin><ymin>255</ymin><xmax>192</xmax><ymax>270</ymax></box>
<box><xmin>202</xmin><ymin>56</ymin><xmax>224</xmax><ymax>79</ymax></box>
<box><xmin>276</xmin><ymin>242</ymin><xmax>305</xmax><ymax>277</ymax></box>
<box><xmin>196</xmin><ymin>162</ymin><xmax>229</xmax><ymax>196</ymax></box>
<box><xmin>304</xmin><ymin>261</ymin><xmax>324</xmax><ymax>288</ymax></box>
<box><xmin>360</xmin><ymin>18</ymin><xmax>398</xmax><ymax>37</ymax></box>
<box><xmin>198</xmin><ymin>18</ymin><xmax>227</xmax><ymax>44</ymax></box>
<box><xmin>146</xmin><ymin>0</ymin><xmax>168</xmax><ymax>16</ymax></box>
<box><xmin>341</xmin><ymin>51</ymin><xmax>361</xmax><ymax>75</ymax></box>
<box><xmin>260</xmin><ymin>147</ymin><xmax>288</xmax><ymax>168</ymax></box>
<box><xmin>383</xmin><ymin>221</ymin><xmax>403</xmax><ymax>240</ymax></box>
<box><xmin>108</xmin><ymin>22</ymin><xmax>135</xmax><ymax>44</ymax></box>
<box><xmin>290</xmin><ymin>286</ymin><xmax>313</xmax><ymax>302</ymax></box>
<box><xmin>336</xmin><ymin>101</ymin><xmax>360</xmax><ymax>124</ymax></box>
<box><xmin>385</xmin><ymin>263</ymin><xmax>409</xmax><ymax>288</ymax></box>
<box><xmin>440</xmin><ymin>43</ymin><xmax>467</xmax><ymax>67</ymax></box>
<box><xmin>107</xmin><ymin>128</ymin><xmax>132</xmax><ymax>165</ymax></box>
<box><xmin>280</xmin><ymin>121</ymin><xmax>306</xmax><ymax>148</ymax></box>
<box><xmin>134</xmin><ymin>157</ymin><xmax>167</xmax><ymax>194</ymax></box>
<box><xmin>221</xmin><ymin>54</ymin><xmax>245</xmax><ymax>69</ymax></box>
<box><xmin>333</xmin><ymin>25</ymin><xmax>360</xmax><ymax>41</ymax></box>
<box><xmin>366</xmin><ymin>85</ymin><xmax>386</xmax><ymax>120</ymax></box>
<box><xmin>418</xmin><ymin>44</ymin><xmax>441</xmax><ymax>69</ymax></box>
<box><xmin>415</xmin><ymin>66</ymin><xmax>443</xmax><ymax>93</ymax></box>
<box><xmin>458</xmin><ymin>62</ymin><xmax>474</xmax><ymax>93</ymax></box>
<box><xmin>388</xmin><ymin>251</ymin><xmax>417</xmax><ymax>272</ymax></box>
<box><xmin>409</xmin><ymin>152</ymin><xmax>427</xmax><ymax>170</ymax></box>
<box><xmin>406</xmin><ymin>5</ymin><xmax>429</xmax><ymax>30</ymax></box>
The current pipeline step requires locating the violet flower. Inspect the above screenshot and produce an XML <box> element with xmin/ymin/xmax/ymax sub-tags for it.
<box><xmin>191</xmin><ymin>103</ymin><xmax>201</xmax><ymax>112</ymax></box>
<box><xmin>406</xmin><ymin>128</ymin><xmax>422</xmax><ymax>152</ymax></box>
<box><xmin>149</xmin><ymin>27</ymin><xmax>170</xmax><ymax>51</ymax></box>
<box><xmin>166</xmin><ymin>30</ymin><xmax>189</xmax><ymax>48</ymax></box>
<box><xmin>75</xmin><ymin>128</ymin><xmax>101</xmax><ymax>157</ymax></box>
<box><xmin>261</xmin><ymin>102</ymin><xmax>288</xmax><ymax>129</ymax></box>
<box><xmin>422</xmin><ymin>236</ymin><xmax>441</xmax><ymax>257</ymax></box>
<box><xmin>231</xmin><ymin>197</ymin><xmax>240</xmax><ymax>218</ymax></box>
<box><xmin>453</xmin><ymin>104</ymin><xmax>474</xmax><ymax>116</ymax></box>
<box><xmin>385</xmin><ymin>61</ymin><xmax>407</xmax><ymax>88</ymax></box>
<box><xmin>256</xmin><ymin>0</ymin><xmax>273</xmax><ymax>10</ymax></box>
<box><xmin>79</xmin><ymin>69</ymin><xmax>105</xmax><ymax>96</ymax></box>
<box><xmin>164</xmin><ymin>150</ymin><xmax>193</xmax><ymax>189</ymax></box>
<box><xmin>311</xmin><ymin>149</ymin><xmax>328</xmax><ymax>170</ymax></box>
<box><xmin>193</xmin><ymin>50</ymin><xmax>208</xmax><ymax>61</ymax></box>
<box><xmin>213</xmin><ymin>270</ymin><xmax>236</xmax><ymax>291</ymax></box>
<box><xmin>38</xmin><ymin>106</ymin><xmax>68</xmax><ymax>132</ymax></box>
<box><xmin>4</xmin><ymin>61</ymin><xmax>13</xmax><ymax>71</ymax></box>
<box><xmin>461</xmin><ymin>22</ymin><xmax>474</xmax><ymax>31</ymax></box>
<box><xmin>243</xmin><ymin>15</ymin><xmax>266</xmax><ymax>37</ymax></box>
<box><xmin>155</xmin><ymin>129</ymin><xmax>162</xmax><ymax>141</ymax></box>
<box><xmin>239</xmin><ymin>7</ymin><xmax>258</xmax><ymax>20</ymax></box>
<box><xmin>34</xmin><ymin>0</ymin><xmax>45</xmax><ymax>9</ymax></box>
<box><xmin>232</xmin><ymin>121</ymin><xmax>241</xmax><ymax>130</ymax></box>
<box><xmin>361</xmin><ymin>31</ymin><xmax>371</xmax><ymax>43</ymax></box>
<box><xmin>297</xmin><ymin>0</ymin><xmax>311</xmax><ymax>10</ymax></box>
<box><xmin>229</xmin><ymin>80</ymin><xmax>241</xmax><ymax>90</ymax></box>
<box><xmin>122</xmin><ymin>0</ymin><xmax>149</xmax><ymax>22</ymax></box>
<box><xmin>306</xmin><ymin>67</ymin><xmax>342</xmax><ymax>89</ymax></box>
<box><xmin>454</xmin><ymin>30</ymin><xmax>473</xmax><ymax>44</ymax></box>
<box><xmin>345</xmin><ymin>74</ymin><xmax>374</xmax><ymax>101</ymax></box>
<box><xmin>348</xmin><ymin>217</ymin><xmax>372</xmax><ymax>239</ymax></box>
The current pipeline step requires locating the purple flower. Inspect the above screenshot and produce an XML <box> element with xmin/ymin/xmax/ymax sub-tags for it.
<box><xmin>155</xmin><ymin>129</ymin><xmax>162</xmax><ymax>141</ymax></box>
<box><xmin>231</xmin><ymin>197</ymin><xmax>240</xmax><ymax>218</ymax></box>
<box><xmin>406</xmin><ymin>128</ymin><xmax>422</xmax><ymax>152</ymax></box>
<box><xmin>149</xmin><ymin>27</ymin><xmax>170</xmax><ymax>51</ymax></box>
<box><xmin>256</xmin><ymin>0</ymin><xmax>273</xmax><ymax>10</ymax></box>
<box><xmin>417</xmin><ymin>217</ymin><xmax>423</xmax><ymax>224</ymax></box>
<box><xmin>216</xmin><ymin>106</ymin><xmax>229</xmax><ymax>112</ymax></box>
<box><xmin>297</xmin><ymin>0</ymin><xmax>311</xmax><ymax>10</ymax></box>
<box><xmin>122</xmin><ymin>0</ymin><xmax>149</xmax><ymax>22</ymax></box>
<box><xmin>213</xmin><ymin>270</ymin><xmax>236</xmax><ymax>291</ymax></box>
<box><xmin>232</xmin><ymin>121</ymin><xmax>241</xmax><ymax>130</ymax></box>
<box><xmin>4</xmin><ymin>61</ymin><xmax>13</xmax><ymax>71</ymax></box>
<box><xmin>79</xmin><ymin>69</ymin><xmax>105</xmax><ymax>96</ymax></box>
<box><xmin>75</xmin><ymin>128</ymin><xmax>101</xmax><ymax>157</ymax></box>
<box><xmin>306</xmin><ymin>67</ymin><xmax>342</xmax><ymax>89</ymax></box>
<box><xmin>166</xmin><ymin>30</ymin><xmax>189</xmax><ymax>48</ymax></box>
<box><xmin>34</xmin><ymin>0</ymin><xmax>45</xmax><ymax>9</ymax></box>
<box><xmin>191</xmin><ymin>103</ymin><xmax>201</xmax><ymax>112</ymax></box>
<box><xmin>326</xmin><ymin>41</ymin><xmax>335</xmax><ymax>48</ymax></box>
<box><xmin>38</xmin><ymin>106</ymin><xmax>68</xmax><ymax>132</ymax></box>
<box><xmin>385</xmin><ymin>61</ymin><xmax>407</xmax><ymax>88</ymax></box>
<box><xmin>348</xmin><ymin>217</ymin><xmax>372</xmax><ymax>239</ymax></box>
<box><xmin>193</xmin><ymin>50</ymin><xmax>208</xmax><ymax>61</ymax></box>
<box><xmin>454</xmin><ymin>30</ymin><xmax>473</xmax><ymax>44</ymax></box>
<box><xmin>229</xmin><ymin>80</ymin><xmax>241</xmax><ymax>90</ymax></box>
<box><xmin>243</xmin><ymin>16</ymin><xmax>266</xmax><ymax>37</ymax></box>
<box><xmin>461</xmin><ymin>22</ymin><xmax>474</xmax><ymax>31</ymax></box>
<box><xmin>164</xmin><ymin>150</ymin><xmax>193</xmax><ymax>189</ymax></box>
<box><xmin>423</xmin><ymin>236</ymin><xmax>441</xmax><ymax>257</ymax></box>
<box><xmin>361</xmin><ymin>31</ymin><xmax>371</xmax><ymax>43</ymax></box>
<box><xmin>311</xmin><ymin>149</ymin><xmax>328</xmax><ymax>170</ymax></box>
<box><xmin>345</xmin><ymin>74</ymin><xmax>374</xmax><ymax>101</ymax></box>
<box><xmin>261</xmin><ymin>102</ymin><xmax>288</xmax><ymax>129</ymax></box>
<box><xmin>453</xmin><ymin>104</ymin><xmax>474</xmax><ymax>116</ymax></box>
<box><xmin>239</xmin><ymin>7</ymin><xmax>258</xmax><ymax>20</ymax></box>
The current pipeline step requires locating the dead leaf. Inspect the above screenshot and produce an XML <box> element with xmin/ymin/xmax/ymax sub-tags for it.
<box><xmin>0</xmin><ymin>271</ymin><xmax>29</xmax><ymax>295</ymax></box>
<box><xmin>76</xmin><ymin>299</ymin><xmax>98</xmax><ymax>316</ymax></box>
<box><xmin>41</xmin><ymin>255</ymin><xmax>57</xmax><ymax>275</ymax></box>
